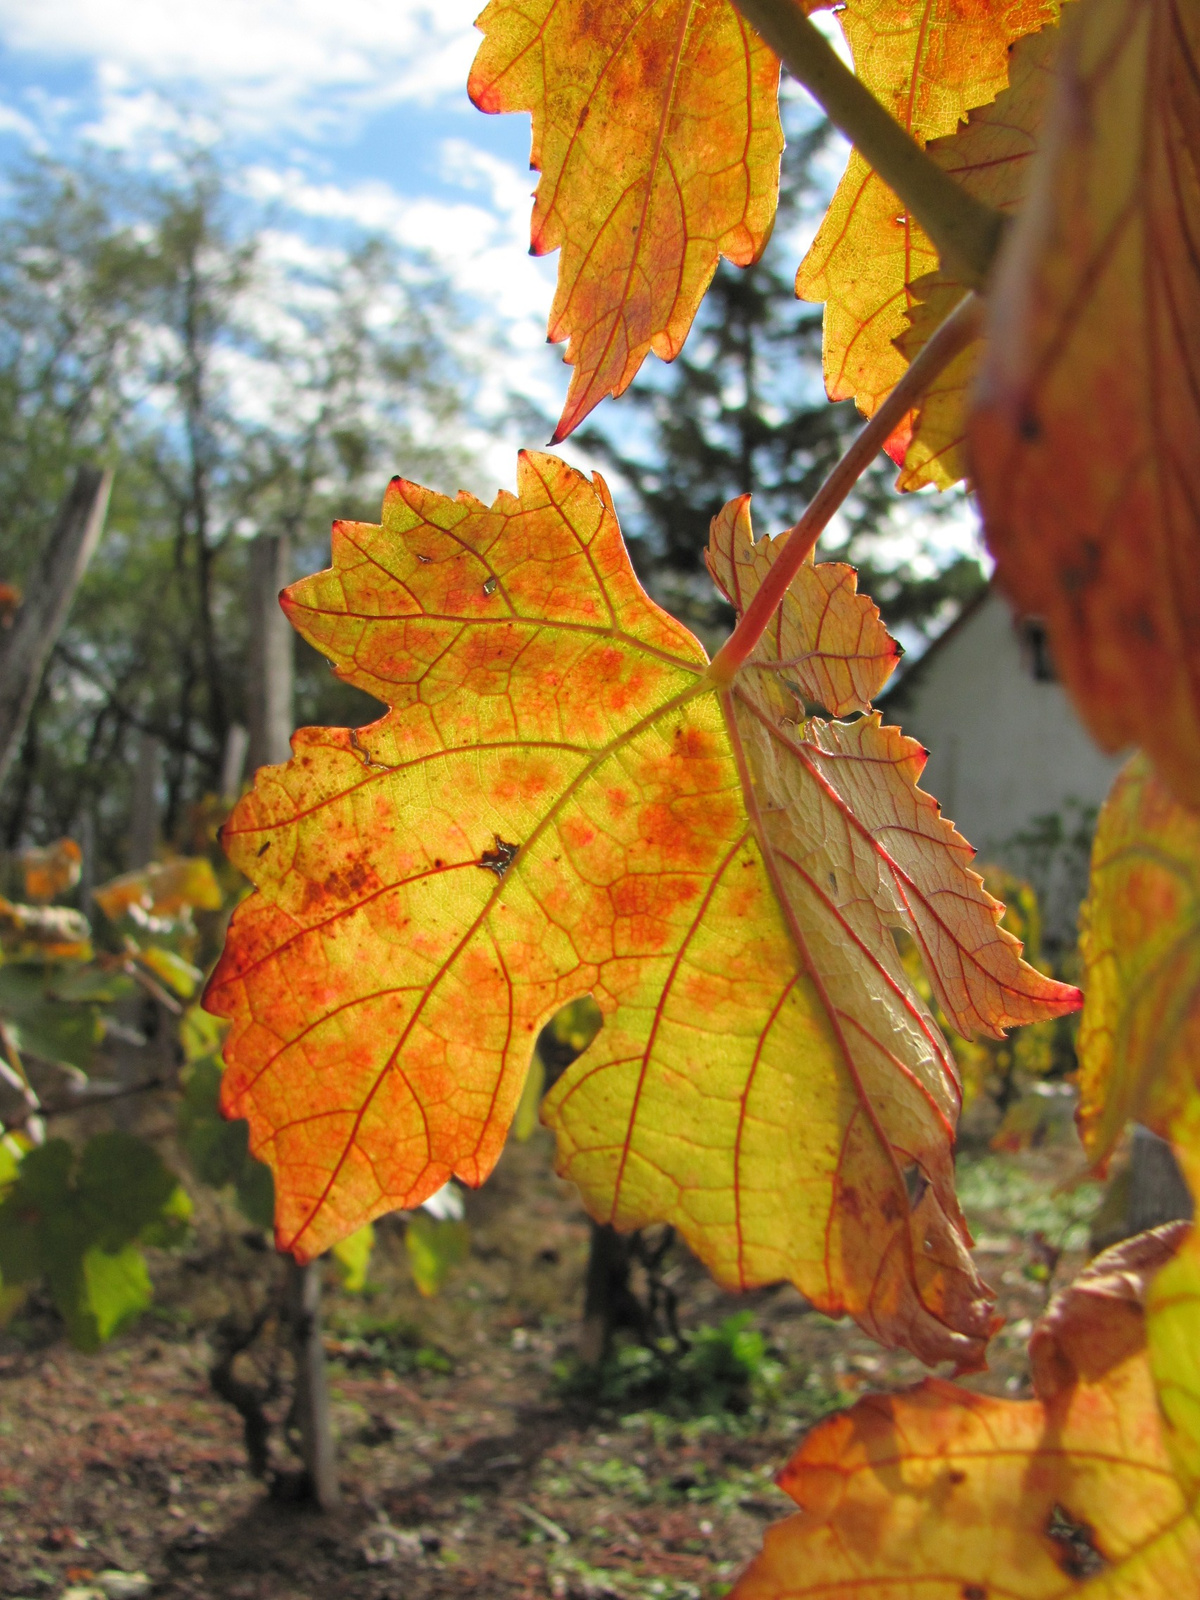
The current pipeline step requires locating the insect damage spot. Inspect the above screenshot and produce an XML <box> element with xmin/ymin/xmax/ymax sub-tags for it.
<box><xmin>349</xmin><ymin>728</ymin><xmax>394</xmax><ymax>771</ymax></box>
<box><xmin>479</xmin><ymin>835</ymin><xmax>521</xmax><ymax>879</ymax></box>
<box><xmin>1046</xmin><ymin>1504</ymin><xmax>1107</xmax><ymax>1579</ymax></box>
<box><xmin>483</xmin><ymin>575</ymin><xmax>499</xmax><ymax>596</ymax></box>
<box><xmin>962</xmin><ymin>1587</ymin><xmax>986</xmax><ymax>1600</ymax></box>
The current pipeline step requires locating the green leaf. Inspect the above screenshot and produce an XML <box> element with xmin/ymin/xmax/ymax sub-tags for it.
<box><xmin>75</xmin><ymin>1243</ymin><xmax>153</xmax><ymax>1349</ymax></box>
<box><xmin>0</xmin><ymin>1133</ymin><xmax>184</xmax><ymax>1349</ymax></box>
<box><xmin>135</xmin><ymin>945</ymin><xmax>202</xmax><ymax>999</ymax></box>
<box><xmin>0</xmin><ymin>1132</ymin><xmax>25</xmax><ymax>1196</ymax></box>
<box><xmin>331</xmin><ymin>1222</ymin><xmax>375</xmax><ymax>1293</ymax></box>
<box><xmin>405</xmin><ymin>1212</ymin><xmax>468</xmax><ymax>1299</ymax></box>
<box><xmin>77</xmin><ymin>1130</ymin><xmax>180</xmax><ymax>1252</ymax></box>
<box><xmin>179</xmin><ymin>1002</ymin><xmax>226</xmax><ymax>1064</ymax></box>
<box><xmin>0</xmin><ymin>963</ymin><xmax>103</xmax><ymax>1071</ymax></box>
<box><xmin>513</xmin><ymin>1051</ymin><xmax>545</xmax><ymax>1143</ymax></box>
<box><xmin>139</xmin><ymin>1183</ymin><xmax>193</xmax><ymax>1248</ymax></box>
<box><xmin>178</xmin><ymin>1055</ymin><xmax>274</xmax><ymax>1230</ymax></box>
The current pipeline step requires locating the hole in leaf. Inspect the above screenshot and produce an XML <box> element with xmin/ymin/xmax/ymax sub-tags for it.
<box><xmin>903</xmin><ymin>1163</ymin><xmax>929</xmax><ymax>1209</ymax></box>
<box><xmin>479</xmin><ymin>835</ymin><xmax>521</xmax><ymax>879</ymax></box>
<box><xmin>1046</xmin><ymin>1504</ymin><xmax>1107</xmax><ymax>1578</ymax></box>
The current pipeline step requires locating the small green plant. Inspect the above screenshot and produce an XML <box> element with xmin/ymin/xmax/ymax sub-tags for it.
<box><xmin>557</xmin><ymin>1313</ymin><xmax>780</xmax><ymax>1417</ymax></box>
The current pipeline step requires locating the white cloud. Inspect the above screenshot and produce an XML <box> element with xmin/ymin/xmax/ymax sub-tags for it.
<box><xmin>0</xmin><ymin>100</ymin><xmax>40</xmax><ymax>145</ymax></box>
<box><xmin>0</xmin><ymin>0</ymin><xmax>483</xmax><ymax>122</ymax></box>
<box><xmin>240</xmin><ymin>149</ymin><xmax>552</xmax><ymax>337</ymax></box>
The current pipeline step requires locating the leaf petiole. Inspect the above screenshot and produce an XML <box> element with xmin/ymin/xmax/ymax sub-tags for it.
<box><xmin>729</xmin><ymin>0</ymin><xmax>1006</xmax><ymax>287</ymax></box>
<box><xmin>706</xmin><ymin>292</ymin><xmax>984</xmax><ymax>688</ymax></box>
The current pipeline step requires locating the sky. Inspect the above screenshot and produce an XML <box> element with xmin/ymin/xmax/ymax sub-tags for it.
<box><xmin>0</xmin><ymin>0</ymin><xmax>568</xmax><ymax>484</ymax></box>
<box><xmin>0</xmin><ymin>0</ymin><xmax>980</xmax><ymax>588</ymax></box>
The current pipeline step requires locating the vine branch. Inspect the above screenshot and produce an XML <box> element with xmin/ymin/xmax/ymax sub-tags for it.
<box><xmin>707</xmin><ymin>292</ymin><xmax>984</xmax><ymax>688</ymax></box>
<box><xmin>730</xmin><ymin>0</ymin><xmax>1006</xmax><ymax>287</ymax></box>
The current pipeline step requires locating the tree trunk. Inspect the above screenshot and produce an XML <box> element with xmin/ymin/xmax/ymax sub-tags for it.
<box><xmin>247</xmin><ymin>531</ymin><xmax>337</xmax><ymax>1506</ymax></box>
<box><xmin>0</xmin><ymin>467</ymin><xmax>112</xmax><ymax>795</ymax></box>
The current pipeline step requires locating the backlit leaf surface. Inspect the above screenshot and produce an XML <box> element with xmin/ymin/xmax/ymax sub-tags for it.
<box><xmin>205</xmin><ymin>456</ymin><xmax>1074</xmax><ymax>1365</ymax></box>
<box><xmin>895</xmin><ymin>19</ymin><xmax>1062</xmax><ymax>488</ymax></box>
<box><xmin>1076</xmin><ymin>753</ymin><xmax>1200</xmax><ymax>1168</ymax></box>
<box><xmin>970</xmin><ymin>0</ymin><xmax>1200</xmax><ymax>808</ymax></box>
<box><xmin>796</xmin><ymin>0</ymin><xmax>1056</xmax><ymax>452</ymax></box>
<box><xmin>734</xmin><ymin>1224</ymin><xmax>1200</xmax><ymax>1600</ymax></box>
<box><xmin>1145</xmin><ymin>1220</ymin><xmax>1200</xmax><ymax>1498</ymax></box>
<box><xmin>468</xmin><ymin>0</ymin><xmax>784</xmax><ymax>441</ymax></box>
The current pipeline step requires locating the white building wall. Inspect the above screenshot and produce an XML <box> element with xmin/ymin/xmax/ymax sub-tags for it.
<box><xmin>885</xmin><ymin>591</ymin><xmax>1125</xmax><ymax>857</ymax></box>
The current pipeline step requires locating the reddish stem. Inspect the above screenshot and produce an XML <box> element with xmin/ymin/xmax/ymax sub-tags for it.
<box><xmin>706</xmin><ymin>292</ymin><xmax>984</xmax><ymax>688</ymax></box>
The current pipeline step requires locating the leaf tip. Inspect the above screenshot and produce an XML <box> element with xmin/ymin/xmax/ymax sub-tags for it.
<box><xmin>1060</xmin><ymin>983</ymin><xmax>1084</xmax><ymax>1016</ymax></box>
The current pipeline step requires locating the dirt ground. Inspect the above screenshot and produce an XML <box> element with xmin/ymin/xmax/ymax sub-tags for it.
<box><xmin>0</xmin><ymin>1114</ymin><xmax>1106</xmax><ymax>1600</ymax></box>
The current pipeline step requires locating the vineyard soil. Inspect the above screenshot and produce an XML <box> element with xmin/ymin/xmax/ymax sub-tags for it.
<box><xmin>0</xmin><ymin>1116</ymin><xmax>1103</xmax><ymax>1600</ymax></box>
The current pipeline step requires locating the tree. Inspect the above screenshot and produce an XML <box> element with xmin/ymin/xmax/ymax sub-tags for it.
<box><xmin>0</xmin><ymin>153</ymin><xmax>479</xmax><ymax>875</ymax></box>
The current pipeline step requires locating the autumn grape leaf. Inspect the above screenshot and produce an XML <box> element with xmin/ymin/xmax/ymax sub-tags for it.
<box><xmin>970</xmin><ymin>0</ymin><xmax>1200</xmax><ymax>809</ymax></box>
<box><xmin>702</xmin><ymin>500</ymin><xmax>899</xmax><ymax>716</ymax></box>
<box><xmin>93</xmin><ymin>856</ymin><xmax>222</xmax><ymax>924</ymax></box>
<box><xmin>468</xmin><ymin>0</ymin><xmax>785</xmax><ymax>441</ymax></box>
<box><xmin>733</xmin><ymin>1222</ymin><xmax>1200</xmax><ymax>1600</ymax></box>
<box><xmin>1076</xmin><ymin>753</ymin><xmax>1200</xmax><ymax>1174</ymax></box>
<box><xmin>894</xmin><ymin>18</ymin><xmax>1063</xmax><ymax>489</ymax></box>
<box><xmin>205</xmin><ymin>454</ymin><xmax>1076</xmax><ymax>1367</ymax></box>
<box><xmin>20</xmin><ymin>838</ymin><xmax>82</xmax><ymax>904</ymax></box>
<box><xmin>1146</xmin><ymin>1217</ymin><xmax>1200</xmax><ymax>1495</ymax></box>
<box><xmin>796</xmin><ymin>0</ymin><xmax>1057</xmax><ymax>457</ymax></box>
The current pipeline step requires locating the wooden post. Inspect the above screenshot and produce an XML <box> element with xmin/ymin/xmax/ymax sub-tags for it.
<box><xmin>220</xmin><ymin>722</ymin><xmax>250</xmax><ymax>803</ymax></box>
<box><xmin>127</xmin><ymin>730</ymin><xmax>162</xmax><ymax>869</ymax></box>
<box><xmin>0</xmin><ymin>467</ymin><xmax>112</xmax><ymax>795</ymax></box>
<box><xmin>1127</xmin><ymin>1126</ymin><xmax>1193</xmax><ymax>1234</ymax></box>
<box><xmin>248</xmin><ymin>533</ymin><xmax>294</xmax><ymax>772</ymax></box>
<box><xmin>246</xmin><ymin>529</ymin><xmax>337</xmax><ymax>1508</ymax></box>
<box><xmin>283</xmin><ymin>1254</ymin><xmax>340</xmax><ymax>1510</ymax></box>
<box><xmin>580</xmin><ymin>1223</ymin><xmax>647</xmax><ymax>1367</ymax></box>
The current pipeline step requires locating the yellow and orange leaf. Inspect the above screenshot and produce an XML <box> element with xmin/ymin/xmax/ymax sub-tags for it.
<box><xmin>1076</xmin><ymin>753</ymin><xmax>1200</xmax><ymax>1172</ymax></box>
<box><xmin>205</xmin><ymin>456</ymin><xmax>1074</xmax><ymax>1366</ymax></box>
<box><xmin>704</xmin><ymin>501</ymin><xmax>899</xmax><ymax>716</ymax></box>
<box><xmin>895</xmin><ymin>18</ymin><xmax>1063</xmax><ymax>488</ymax></box>
<box><xmin>0</xmin><ymin>898</ymin><xmax>91</xmax><ymax>962</ymax></box>
<box><xmin>970</xmin><ymin>0</ymin><xmax>1200</xmax><ymax>809</ymax></box>
<box><xmin>734</xmin><ymin>1222</ymin><xmax>1200</xmax><ymax>1600</ymax></box>
<box><xmin>19</xmin><ymin>838</ymin><xmax>82</xmax><ymax>905</ymax></box>
<box><xmin>796</xmin><ymin>0</ymin><xmax>1056</xmax><ymax>454</ymax></box>
<box><xmin>1146</xmin><ymin>1218</ymin><xmax>1200</xmax><ymax>1496</ymax></box>
<box><xmin>93</xmin><ymin>857</ymin><xmax>222</xmax><ymax>925</ymax></box>
<box><xmin>469</xmin><ymin>0</ymin><xmax>784</xmax><ymax>441</ymax></box>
